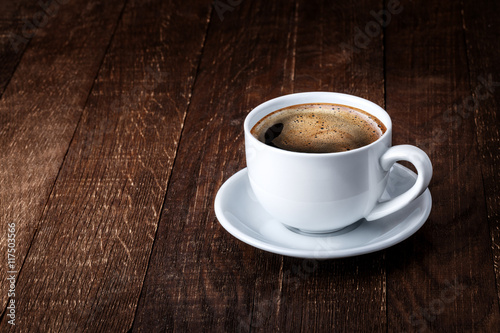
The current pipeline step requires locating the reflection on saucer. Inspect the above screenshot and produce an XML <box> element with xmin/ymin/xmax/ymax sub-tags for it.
<box><xmin>283</xmin><ymin>220</ymin><xmax>363</xmax><ymax>237</ymax></box>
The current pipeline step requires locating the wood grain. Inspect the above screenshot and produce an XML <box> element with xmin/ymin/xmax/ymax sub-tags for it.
<box><xmin>131</xmin><ymin>1</ymin><xmax>297</xmax><ymax>331</ymax></box>
<box><xmin>0</xmin><ymin>0</ymin><xmax>211</xmax><ymax>331</ymax></box>
<box><xmin>0</xmin><ymin>0</ymin><xmax>127</xmax><ymax>318</ymax></box>
<box><xmin>0</xmin><ymin>0</ymin><xmax>498</xmax><ymax>331</ymax></box>
<box><xmin>462</xmin><ymin>0</ymin><xmax>500</xmax><ymax>302</ymax></box>
<box><xmin>133</xmin><ymin>0</ymin><xmax>387</xmax><ymax>332</ymax></box>
<box><xmin>384</xmin><ymin>0</ymin><xmax>500</xmax><ymax>331</ymax></box>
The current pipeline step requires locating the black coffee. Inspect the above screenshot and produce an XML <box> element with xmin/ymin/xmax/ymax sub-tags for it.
<box><xmin>251</xmin><ymin>103</ymin><xmax>386</xmax><ymax>153</ymax></box>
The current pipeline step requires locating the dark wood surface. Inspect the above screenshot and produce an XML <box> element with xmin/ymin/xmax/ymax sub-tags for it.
<box><xmin>0</xmin><ymin>0</ymin><xmax>498</xmax><ymax>331</ymax></box>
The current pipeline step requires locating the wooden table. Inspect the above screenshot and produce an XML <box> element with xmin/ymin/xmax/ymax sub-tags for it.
<box><xmin>1</xmin><ymin>0</ymin><xmax>499</xmax><ymax>331</ymax></box>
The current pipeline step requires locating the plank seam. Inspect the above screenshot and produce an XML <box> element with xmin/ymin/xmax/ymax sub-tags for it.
<box><xmin>0</xmin><ymin>32</ymin><xmax>33</xmax><ymax>99</ymax></box>
<box><xmin>382</xmin><ymin>0</ymin><xmax>387</xmax><ymax>110</ymax></box>
<box><xmin>382</xmin><ymin>1</ymin><xmax>388</xmax><ymax>330</ymax></box>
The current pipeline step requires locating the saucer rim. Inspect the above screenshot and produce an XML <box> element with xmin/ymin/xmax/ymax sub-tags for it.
<box><xmin>214</xmin><ymin>164</ymin><xmax>432</xmax><ymax>259</ymax></box>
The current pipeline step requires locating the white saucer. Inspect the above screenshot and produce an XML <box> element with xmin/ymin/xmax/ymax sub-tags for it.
<box><xmin>214</xmin><ymin>163</ymin><xmax>432</xmax><ymax>259</ymax></box>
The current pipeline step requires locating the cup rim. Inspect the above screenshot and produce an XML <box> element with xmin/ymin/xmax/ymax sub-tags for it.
<box><xmin>244</xmin><ymin>92</ymin><xmax>392</xmax><ymax>156</ymax></box>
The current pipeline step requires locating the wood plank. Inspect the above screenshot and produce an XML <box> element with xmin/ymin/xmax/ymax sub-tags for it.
<box><xmin>131</xmin><ymin>1</ymin><xmax>296</xmax><ymax>331</ymax></box>
<box><xmin>273</xmin><ymin>1</ymin><xmax>387</xmax><ymax>332</ymax></box>
<box><xmin>384</xmin><ymin>0</ymin><xmax>500</xmax><ymax>331</ymax></box>
<box><xmin>461</xmin><ymin>0</ymin><xmax>500</xmax><ymax>302</ymax></box>
<box><xmin>0</xmin><ymin>0</ymin><xmax>211</xmax><ymax>330</ymax></box>
<box><xmin>0</xmin><ymin>0</ymin><xmax>211</xmax><ymax>331</ymax></box>
<box><xmin>132</xmin><ymin>0</ymin><xmax>387</xmax><ymax>331</ymax></box>
<box><xmin>0</xmin><ymin>0</ymin><xmax>127</xmax><ymax>318</ymax></box>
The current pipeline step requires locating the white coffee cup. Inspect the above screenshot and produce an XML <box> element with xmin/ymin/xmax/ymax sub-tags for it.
<box><xmin>244</xmin><ymin>92</ymin><xmax>432</xmax><ymax>233</ymax></box>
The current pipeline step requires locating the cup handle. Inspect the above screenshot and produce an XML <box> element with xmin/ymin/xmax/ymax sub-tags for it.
<box><xmin>365</xmin><ymin>145</ymin><xmax>433</xmax><ymax>221</ymax></box>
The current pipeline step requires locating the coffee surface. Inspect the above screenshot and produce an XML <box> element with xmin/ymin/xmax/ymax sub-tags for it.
<box><xmin>251</xmin><ymin>103</ymin><xmax>386</xmax><ymax>153</ymax></box>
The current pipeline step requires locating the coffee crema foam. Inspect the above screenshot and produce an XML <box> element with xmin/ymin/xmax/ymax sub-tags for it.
<box><xmin>251</xmin><ymin>103</ymin><xmax>387</xmax><ymax>153</ymax></box>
